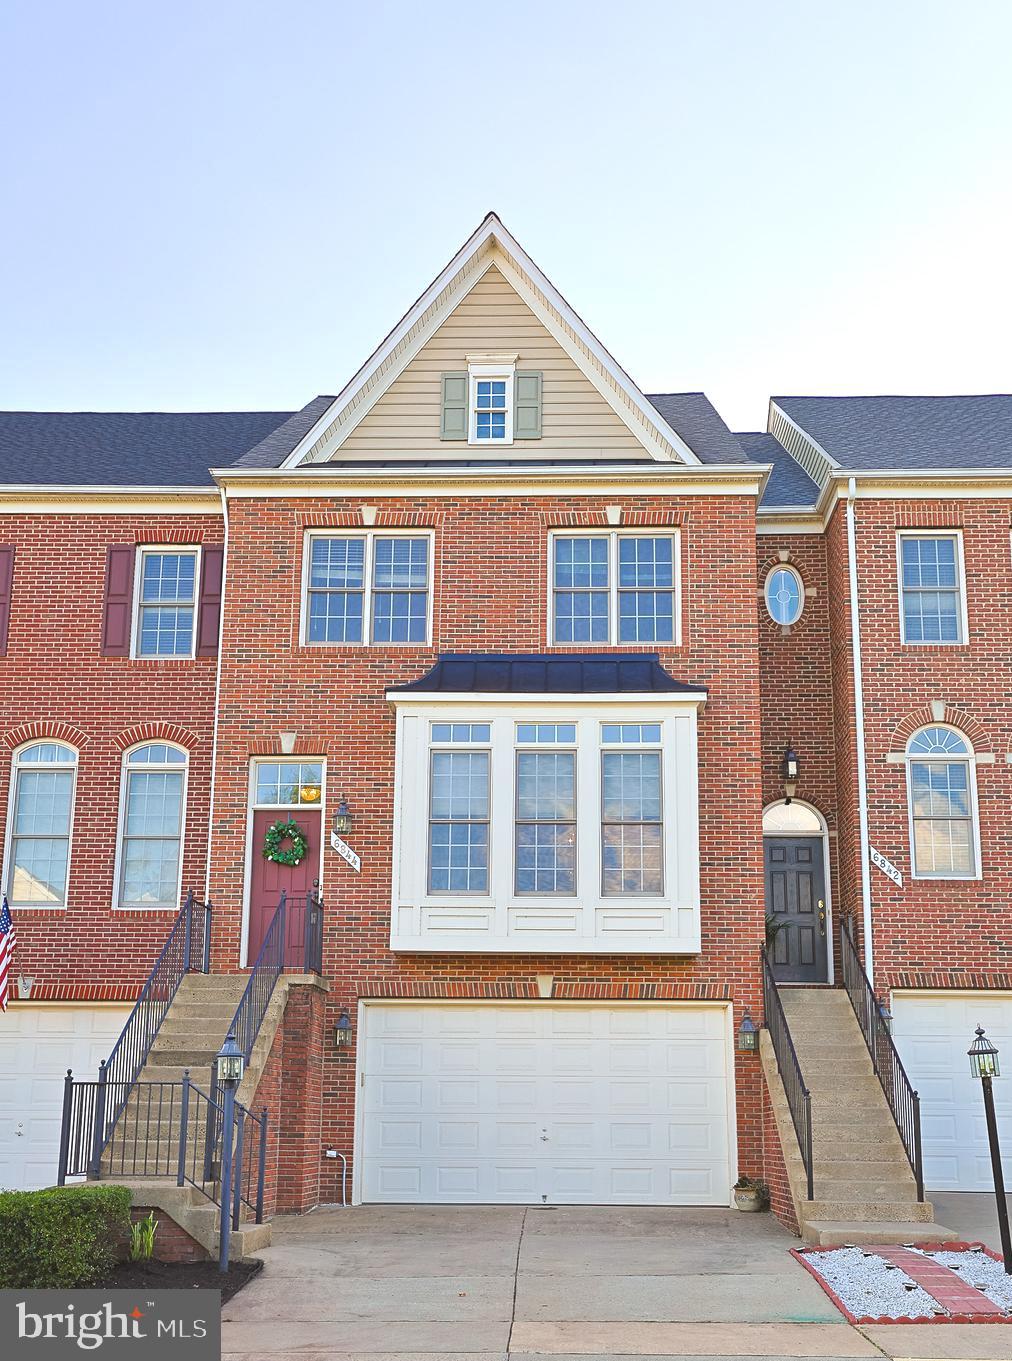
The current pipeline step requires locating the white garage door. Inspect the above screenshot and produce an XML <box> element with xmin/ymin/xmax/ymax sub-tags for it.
<box><xmin>891</xmin><ymin>993</ymin><xmax>1012</xmax><ymax>1191</ymax></box>
<box><xmin>358</xmin><ymin>1003</ymin><xmax>732</xmax><ymax>1205</ymax></box>
<box><xmin>0</xmin><ymin>1005</ymin><xmax>131</xmax><ymax>1191</ymax></box>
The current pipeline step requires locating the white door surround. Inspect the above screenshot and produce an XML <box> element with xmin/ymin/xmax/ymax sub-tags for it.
<box><xmin>354</xmin><ymin>1000</ymin><xmax>735</xmax><ymax>1207</ymax></box>
<box><xmin>762</xmin><ymin>799</ymin><xmax>835</xmax><ymax>984</ymax></box>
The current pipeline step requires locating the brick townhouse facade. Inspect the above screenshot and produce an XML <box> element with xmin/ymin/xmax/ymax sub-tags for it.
<box><xmin>1</xmin><ymin>216</ymin><xmax>1009</xmax><ymax>1232</ymax></box>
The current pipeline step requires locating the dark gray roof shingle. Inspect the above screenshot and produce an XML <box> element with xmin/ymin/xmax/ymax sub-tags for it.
<box><xmin>736</xmin><ymin>432</ymin><xmax>820</xmax><ymax>509</ymax></box>
<box><xmin>227</xmin><ymin>396</ymin><xmax>334</xmax><ymax>470</ymax></box>
<box><xmin>388</xmin><ymin>653</ymin><xmax>704</xmax><ymax>695</ymax></box>
<box><xmin>0</xmin><ymin>408</ymin><xmax>303</xmax><ymax>486</ymax></box>
<box><xmin>646</xmin><ymin>393</ymin><xmax>751</xmax><ymax>464</ymax></box>
<box><xmin>774</xmin><ymin>395</ymin><xmax>1012</xmax><ymax>470</ymax></box>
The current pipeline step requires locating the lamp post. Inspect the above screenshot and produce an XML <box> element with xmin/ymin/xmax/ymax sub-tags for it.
<box><xmin>216</xmin><ymin>1031</ymin><xmax>245</xmax><ymax>1273</ymax></box>
<box><xmin>968</xmin><ymin>1025</ymin><xmax>1012</xmax><ymax>1273</ymax></box>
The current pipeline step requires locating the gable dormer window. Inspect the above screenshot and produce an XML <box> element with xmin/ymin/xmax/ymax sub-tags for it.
<box><xmin>440</xmin><ymin>358</ymin><xmax>542</xmax><ymax>444</ymax></box>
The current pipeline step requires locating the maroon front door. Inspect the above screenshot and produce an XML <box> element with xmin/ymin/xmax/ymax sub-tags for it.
<box><xmin>248</xmin><ymin>809</ymin><xmax>322</xmax><ymax>967</ymax></box>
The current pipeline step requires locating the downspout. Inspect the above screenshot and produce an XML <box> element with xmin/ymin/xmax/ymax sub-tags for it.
<box><xmin>204</xmin><ymin>483</ymin><xmax>230</xmax><ymax>905</ymax></box>
<box><xmin>846</xmin><ymin>476</ymin><xmax>874</xmax><ymax>983</ymax></box>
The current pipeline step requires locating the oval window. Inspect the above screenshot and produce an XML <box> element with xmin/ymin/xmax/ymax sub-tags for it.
<box><xmin>765</xmin><ymin>566</ymin><xmax>804</xmax><ymax>626</ymax></box>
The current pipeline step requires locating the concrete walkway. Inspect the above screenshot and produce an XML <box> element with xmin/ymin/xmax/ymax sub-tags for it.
<box><xmin>221</xmin><ymin>1204</ymin><xmax>1012</xmax><ymax>1361</ymax></box>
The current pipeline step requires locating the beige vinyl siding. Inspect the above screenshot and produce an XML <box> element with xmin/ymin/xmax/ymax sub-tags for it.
<box><xmin>336</xmin><ymin>266</ymin><xmax>649</xmax><ymax>461</ymax></box>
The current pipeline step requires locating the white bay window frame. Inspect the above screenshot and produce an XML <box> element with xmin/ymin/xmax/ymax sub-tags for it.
<box><xmin>388</xmin><ymin>694</ymin><xmax>703</xmax><ymax>955</ymax></box>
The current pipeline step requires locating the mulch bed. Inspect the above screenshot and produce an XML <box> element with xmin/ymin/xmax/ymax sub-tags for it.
<box><xmin>103</xmin><ymin>1256</ymin><xmax>262</xmax><ymax>1303</ymax></box>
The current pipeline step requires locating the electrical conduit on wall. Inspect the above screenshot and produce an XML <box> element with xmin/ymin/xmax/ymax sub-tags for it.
<box><xmin>846</xmin><ymin>477</ymin><xmax>874</xmax><ymax>984</ymax></box>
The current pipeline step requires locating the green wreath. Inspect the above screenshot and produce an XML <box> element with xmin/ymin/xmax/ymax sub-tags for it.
<box><xmin>262</xmin><ymin>818</ymin><xmax>309</xmax><ymax>867</ymax></box>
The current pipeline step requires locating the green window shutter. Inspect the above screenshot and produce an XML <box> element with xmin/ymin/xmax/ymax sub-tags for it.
<box><xmin>514</xmin><ymin>371</ymin><xmax>543</xmax><ymax>439</ymax></box>
<box><xmin>440</xmin><ymin>372</ymin><xmax>469</xmax><ymax>440</ymax></box>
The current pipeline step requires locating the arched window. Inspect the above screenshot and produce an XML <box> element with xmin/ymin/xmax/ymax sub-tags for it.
<box><xmin>906</xmin><ymin>726</ymin><xmax>978</xmax><ymax>878</ymax></box>
<box><xmin>115</xmin><ymin>743</ymin><xmax>188</xmax><ymax>908</ymax></box>
<box><xmin>5</xmin><ymin>742</ymin><xmax>78</xmax><ymax>906</ymax></box>
<box><xmin>764</xmin><ymin>565</ymin><xmax>804</xmax><ymax>626</ymax></box>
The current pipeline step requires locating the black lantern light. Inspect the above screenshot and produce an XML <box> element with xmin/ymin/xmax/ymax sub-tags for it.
<box><xmin>216</xmin><ymin>1030</ymin><xmax>245</xmax><ymax>1086</ymax></box>
<box><xmin>780</xmin><ymin>746</ymin><xmax>800</xmax><ymax>803</ymax></box>
<box><xmin>967</xmin><ymin>1025</ymin><xmax>1011</xmax><ymax>1272</ymax></box>
<box><xmin>333</xmin><ymin>1010</ymin><xmax>353</xmax><ymax>1050</ymax></box>
<box><xmin>333</xmin><ymin>797</ymin><xmax>352</xmax><ymax>838</ymax></box>
<box><xmin>737</xmin><ymin>1010</ymin><xmax>759</xmax><ymax>1053</ymax></box>
<box><xmin>969</xmin><ymin>1024</ymin><xmax>1000</xmax><ymax>1080</ymax></box>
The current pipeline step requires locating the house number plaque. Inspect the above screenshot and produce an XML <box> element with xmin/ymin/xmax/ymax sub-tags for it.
<box><xmin>330</xmin><ymin>831</ymin><xmax>361</xmax><ymax>873</ymax></box>
<box><xmin>870</xmin><ymin>845</ymin><xmax>903</xmax><ymax>887</ymax></box>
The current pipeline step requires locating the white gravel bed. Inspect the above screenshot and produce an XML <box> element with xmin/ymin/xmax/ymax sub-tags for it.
<box><xmin>800</xmin><ymin>1246</ymin><xmax>942</xmax><ymax>1320</ymax></box>
<box><xmin>922</xmin><ymin>1247</ymin><xmax>1012</xmax><ymax>1314</ymax></box>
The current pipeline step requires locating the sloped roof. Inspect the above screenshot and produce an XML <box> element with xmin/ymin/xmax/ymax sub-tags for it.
<box><xmin>388</xmin><ymin>653</ymin><xmax>704</xmax><ymax>695</ymax></box>
<box><xmin>774</xmin><ymin>395</ymin><xmax>1012</xmax><ymax>470</ymax></box>
<box><xmin>646</xmin><ymin>394</ymin><xmax>752</xmax><ymax>465</ymax></box>
<box><xmin>0</xmin><ymin>408</ymin><xmax>300</xmax><ymax>487</ymax></box>
<box><xmin>736</xmin><ymin>431</ymin><xmax>820</xmax><ymax>509</ymax></box>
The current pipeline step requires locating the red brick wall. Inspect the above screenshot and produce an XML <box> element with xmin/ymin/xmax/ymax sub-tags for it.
<box><xmin>760</xmin><ymin>1069</ymin><xmax>800</xmax><ymax>1236</ymax></box>
<box><xmin>212</xmin><ymin>491</ymin><xmax>767</xmax><ymax>1202</ymax></box>
<box><xmin>0</xmin><ymin>514</ymin><xmax>221</xmax><ymax>993</ymax></box>
<box><xmin>840</xmin><ymin>498</ymin><xmax>1012</xmax><ymax>990</ymax></box>
<box><xmin>129</xmin><ymin>1205</ymin><xmax>208</xmax><ymax>1263</ymax></box>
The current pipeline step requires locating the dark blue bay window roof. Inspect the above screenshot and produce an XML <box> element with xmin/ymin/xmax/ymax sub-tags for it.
<box><xmin>389</xmin><ymin>653</ymin><xmax>705</xmax><ymax>695</ymax></box>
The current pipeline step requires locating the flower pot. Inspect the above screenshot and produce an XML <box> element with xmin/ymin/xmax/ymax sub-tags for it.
<box><xmin>733</xmin><ymin>1187</ymin><xmax>763</xmax><ymax>1212</ymax></box>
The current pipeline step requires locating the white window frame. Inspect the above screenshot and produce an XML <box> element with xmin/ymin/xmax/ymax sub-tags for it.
<box><xmin>547</xmin><ymin>529</ymin><xmax>683</xmax><ymax>647</ymax></box>
<box><xmin>388</xmin><ymin>696</ymin><xmax>703</xmax><ymax>955</ymax></box>
<box><xmin>2</xmin><ymin>741</ymin><xmax>79</xmax><ymax>910</ymax></box>
<box><xmin>112</xmin><ymin>742</ymin><xmax>190</xmax><ymax>911</ymax></box>
<box><xmin>904</xmin><ymin>725</ymin><xmax>982</xmax><ymax>881</ymax></box>
<box><xmin>764</xmin><ymin>564</ymin><xmax>805</xmax><ymax>626</ymax></box>
<box><xmin>300</xmin><ymin>529</ymin><xmax>435</xmax><ymax>647</ymax></box>
<box><xmin>468</xmin><ymin>362</ymin><xmax>515</xmax><ymax>446</ymax></box>
<box><xmin>896</xmin><ymin>530</ymin><xmax>968</xmax><ymax>646</ymax></box>
<box><xmin>131</xmin><ymin>545</ymin><xmax>202</xmax><ymax>660</ymax></box>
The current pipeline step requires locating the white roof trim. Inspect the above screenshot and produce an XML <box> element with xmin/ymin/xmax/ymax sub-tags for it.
<box><xmin>385</xmin><ymin>689</ymin><xmax>709</xmax><ymax>707</ymax></box>
<box><xmin>282</xmin><ymin>214</ymin><xmax>701</xmax><ymax>469</ymax></box>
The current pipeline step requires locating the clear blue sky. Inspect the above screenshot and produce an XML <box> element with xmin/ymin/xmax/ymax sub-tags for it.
<box><xmin>2</xmin><ymin>1</ymin><xmax>1010</xmax><ymax>430</ymax></box>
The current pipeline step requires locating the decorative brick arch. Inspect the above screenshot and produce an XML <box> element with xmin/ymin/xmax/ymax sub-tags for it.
<box><xmin>890</xmin><ymin>705</ymin><xmax>989</xmax><ymax>753</ymax></box>
<box><xmin>4</xmin><ymin>720</ymin><xmax>90</xmax><ymax>751</ymax></box>
<box><xmin>246</xmin><ymin>736</ymin><xmax>326</xmax><ymax>757</ymax></box>
<box><xmin>114</xmin><ymin>722</ymin><xmax>198</xmax><ymax>753</ymax></box>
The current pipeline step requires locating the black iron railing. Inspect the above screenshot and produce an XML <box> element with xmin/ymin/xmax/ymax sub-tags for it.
<box><xmin>302</xmin><ymin>882</ymin><xmax>324</xmax><ymax>976</ymax></box>
<box><xmin>74</xmin><ymin>892</ymin><xmax>212</xmax><ymax>1172</ymax></box>
<box><xmin>761</xmin><ymin>947</ymin><xmax>814</xmax><ymax>1200</ymax></box>
<box><xmin>840</xmin><ymin>916</ymin><xmax>924</xmax><ymax>1200</ymax></box>
<box><xmin>58</xmin><ymin>1072</ymin><xmax>267</xmax><ymax>1223</ymax></box>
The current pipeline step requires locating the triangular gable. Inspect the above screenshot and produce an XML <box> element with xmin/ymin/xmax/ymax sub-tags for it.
<box><xmin>283</xmin><ymin>214</ymin><xmax>701</xmax><ymax>467</ymax></box>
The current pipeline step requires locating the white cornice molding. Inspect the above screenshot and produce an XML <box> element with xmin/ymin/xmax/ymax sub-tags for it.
<box><xmin>0</xmin><ymin>488</ymin><xmax>222</xmax><ymax>514</ymax></box>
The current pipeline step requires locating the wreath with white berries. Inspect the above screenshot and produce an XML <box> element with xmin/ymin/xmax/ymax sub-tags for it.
<box><xmin>262</xmin><ymin>818</ymin><xmax>308</xmax><ymax>867</ymax></box>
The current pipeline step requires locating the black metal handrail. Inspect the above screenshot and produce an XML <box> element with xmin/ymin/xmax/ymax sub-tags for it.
<box><xmin>83</xmin><ymin>892</ymin><xmax>211</xmax><ymax>1171</ymax></box>
<box><xmin>302</xmin><ymin>882</ymin><xmax>323</xmax><ymax>975</ymax></box>
<box><xmin>761</xmin><ymin>948</ymin><xmax>814</xmax><ymax>1200</ymax></box>
<box><xmin>840</xmin><ymin>916</ymin><xmax>924</xmax><ymax>1200</ymax></box>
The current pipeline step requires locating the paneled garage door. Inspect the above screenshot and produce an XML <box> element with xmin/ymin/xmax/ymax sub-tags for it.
<box><xmin>0</xmin><ymin>1005</ymin><xmax>131</xmax><ymax>1191</ymax></box>
<box><xmin>891</xmin><ymin>993</ymin><xmax>1012</xmax><ymax>1191</ymax></box>
<box><xmin>358</xmin><ymin>1003</ymin><xmax>732</xmax><ymax>1205</ymax></box>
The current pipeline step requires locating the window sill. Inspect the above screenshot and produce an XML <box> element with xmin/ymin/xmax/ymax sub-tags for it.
<box><xmin>391</xmin><ymin>900</ymin><xmax>700</xmax><ymax>955</ymax></box>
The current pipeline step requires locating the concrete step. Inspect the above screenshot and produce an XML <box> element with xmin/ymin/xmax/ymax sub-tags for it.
<box><xmin>109</xmin><ymin>1179</ymin><xmax>271</xmax><ymax>1257</ymax></box>
<box><xmin>812</xmin><ymin>1178</ymin><xmax>919</xmax><ymax>1200</ymax></box>
<box><xmin>792</xmin><ymin>1058</ymin><xmax>873</xmax><ymax>1078</ymax></box>
<box><xmin>161</xmin><ymin>1002</ymin><xmax>241</xmax><ymax>1021</ymax></box>
<box><xmin>789</xmin><ymin>1157</ymin><xmax>914</xmax><ymax>1182</ymax></box>
<box><xmin>147</xmin><ymin>1048</ymin><xmax>221</xmax><ymax>1067</ymax></box>
<box><xmin>802</xmin><ymin>1219</ymin><xmax>960</xmax><ymax>1247</ymax></box>
<box><xmin>807</xmin><ymin>1138</ymin><xmax>909</xmax><ymax>1160</ymax></box>
<box><xmin>804</xmin><ymin>1198</ymin><xmax>934</xmax><ymax>1223</ymax></box>
<box><xmin>153</xmin><ymin>1030</ymin><xmax>232</xmax><ymax>1050</ymax></box>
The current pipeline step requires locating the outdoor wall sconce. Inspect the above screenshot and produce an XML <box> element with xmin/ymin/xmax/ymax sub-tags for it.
<box><xmin>333</xmin><ymin>1010</ymin><xmax>353</xmax><ymax>1050</ymax></box>
<box><xmin>737</xmin><ymin>1010</ymin><xmax>759</xmax><ymax>1053</ymax></box>
<box><xmin>216</xmin><ymin>1030</ymin><xmax>246</xmax><ymax>1085</ymax></box>
<box><xmin>17</xmin><ymin>974</ymin><xmax>35</xmax><ymax>1000</ymax></box>
<box><xmin>780</xmin><ymin>746</ymin><xmax>800</xmax><ymax>803</ymax></box>
<box><xmin>333</xmin><ymin>797</ymin><xmax>352</xmax><ymax>838</ymax></box>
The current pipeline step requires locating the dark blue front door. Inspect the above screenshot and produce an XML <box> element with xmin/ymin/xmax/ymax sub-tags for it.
<box><xmin>764</xmin><ymin>835</ymin><xmax>828</xmax><ymax>983</ymax></box>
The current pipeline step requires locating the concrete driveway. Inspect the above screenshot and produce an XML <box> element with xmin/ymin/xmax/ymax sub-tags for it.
<box><xmin>222</xmin><ymin>1204</ymin><xmax>1012</xmax><ymax>1361</ymax></box>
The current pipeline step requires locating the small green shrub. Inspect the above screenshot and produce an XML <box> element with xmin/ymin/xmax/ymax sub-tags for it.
<box><xmin>0</xmin><ymin>1185</ymin><xmax>132</xmax><ymax>1288</ymax></box>
<box><xmin>129</xmin><ymin>1210</ymin><xmax>159</xmax><ymax>1262</ymax></box>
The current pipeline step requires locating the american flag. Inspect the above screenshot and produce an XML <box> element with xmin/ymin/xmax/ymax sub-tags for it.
<box><xmin>0</xmin><ymin>897</ymin><xmax>15</xmax><ymax>1012</ymax></box>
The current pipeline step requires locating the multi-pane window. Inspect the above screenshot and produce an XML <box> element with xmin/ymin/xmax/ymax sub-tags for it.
<box><xmin>906</xmin><ymin>727</ymin><xmax>977</xmax><ymax>878</ymax></box>
<box><xmin>136</xmin><ymin>550</ymin><xmax>198</xmax><ymax>657</ymax></box>
<box><xmin>305</xmin><ymin>534</ymin><xmax>430</xmax><ymax>645</ymax></box>
<box><xmin>117</xmin><ymin>744</ymin><xmax>187</xmax><ymax>908</ymax></box>
<box><xmin>551</xmin><ymin>533</ymin><xmax>679</xmax><ymax>645</ymax></box>
<box><xmin>601</xmin><ymin>723</ymin><xmax>663</xmax><ymax>895</ymax></box>
<box><xmin>899</xmin><ymin>534</ymin><xmax>964</xmax><ymax>644</ymax></box>
<box><xmin>428</xmin><ymin>744</ymin><xmax>490</xmax><ymax>894</ymax></box>
<box><xmin>6</xmin><ymin>742</ymin><xmax>77</xmax><ymax>906</ymax></box>
<box><xmin>474</xmin><ymin>379</ymin><xmax>508</xmax><ymax>440</ymax></box>
<box><xmin>254</xmin><ymin>761</ymin><xmax>323</xmax><ymax>807</ymax></box>
<box><xmin>515</xmin><ymin>736</ymin><xmax>577</xmax><ymax>894</ymax></box>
